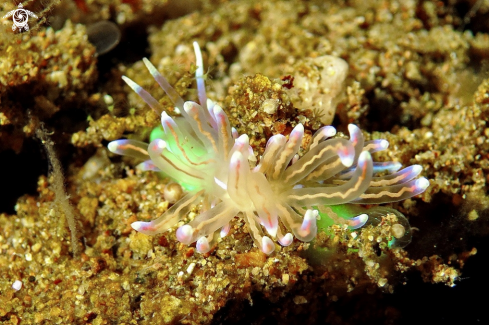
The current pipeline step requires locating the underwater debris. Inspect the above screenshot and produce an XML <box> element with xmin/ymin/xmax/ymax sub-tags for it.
<box><xmin>108</xmin><ymin>42</ymin><xmax>429</xmax><ymax>255</ymax></box>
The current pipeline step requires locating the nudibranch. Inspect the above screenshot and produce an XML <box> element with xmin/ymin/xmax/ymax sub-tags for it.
<box><xmin>108</xmin><ymin>42</ymin><xmax>429</xmax><ymax>255</ymax></box>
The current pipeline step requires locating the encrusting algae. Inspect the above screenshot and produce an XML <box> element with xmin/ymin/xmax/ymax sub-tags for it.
<box><xmin>1</xmin><ymin>0</ymin><xmax>488</xmax><ymax>324</ymax></box>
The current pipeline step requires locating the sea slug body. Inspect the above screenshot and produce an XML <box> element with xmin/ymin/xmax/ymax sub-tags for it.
<box><xmin>108</xmin><ymin>42</ymin><xmax>429</xmax><ymax>255</ymax></box>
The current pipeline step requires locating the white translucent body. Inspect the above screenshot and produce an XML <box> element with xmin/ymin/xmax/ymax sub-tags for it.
<box><xmin>109</xmin><ymin>42</ymin><xmax>429</xmax><ymax>255</ymax></box>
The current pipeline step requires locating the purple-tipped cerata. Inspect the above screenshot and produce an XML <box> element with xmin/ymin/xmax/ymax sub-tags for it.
<box><xmin>108</xmin><ymin>42</ymin><xmax>429</xmax><ymax>255</ymax></box>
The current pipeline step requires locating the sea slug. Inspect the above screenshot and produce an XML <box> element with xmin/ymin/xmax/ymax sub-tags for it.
<box><xmin>108</xmin><ymin>42</ymin><xmax>429</xmax><ymax>255</ymax></box>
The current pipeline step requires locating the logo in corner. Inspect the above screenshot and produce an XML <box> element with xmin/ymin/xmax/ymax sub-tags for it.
<box><xmin>2</xmin><ymin>3</ymin><xmax>38</xmax><ymax>32</ymax></box>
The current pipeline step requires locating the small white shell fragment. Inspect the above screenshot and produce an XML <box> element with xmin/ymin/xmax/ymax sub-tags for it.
<box><xmin>177</xmin><ymin>271</ymin><xmax>185</xmax><ymax>283</ymax></box>
<box><xmin>261</xmin><ymin>98</ymin><xmax>280</xmax><ymax>114</ymax></box>
<box><xmin>103</xmin><ymin>94</ymin><xmax>114</xmax><ymax>105</ymax></box>
<box><xmin>187</xmin><ymin>262</ymin><xmax>196</xmax><ymax>275</ymax></box>
<box><xmin>12</xmin><ymin>280</ymin><xmax>22</xmax><ymax>291</ymax></box>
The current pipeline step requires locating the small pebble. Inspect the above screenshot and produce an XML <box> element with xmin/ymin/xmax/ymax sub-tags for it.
<box><xmin>12</xmin><ymin>280</ymin><xmax>22</xmax><ymax>291</ymax></box>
